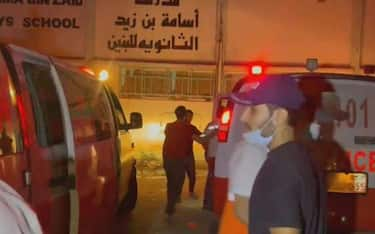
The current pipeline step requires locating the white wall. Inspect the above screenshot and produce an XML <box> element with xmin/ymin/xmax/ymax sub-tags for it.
<box><xmin>224</xmin><ymin>0</ymin><xmax>353</xmax><ymax>65</ymax></box>
<box><xmin>0</xmin><ymin>1</ymin><xmax>88</xmax><ymax>57</ymax></box>
<box><xmin>2</xmin><ymin>0</ymin><xmax>375</xmax><ymax>66</ymax></box>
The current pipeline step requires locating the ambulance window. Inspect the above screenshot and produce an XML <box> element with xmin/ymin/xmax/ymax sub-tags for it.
<box><xmin>108</xmin><ymin>89</ymin><xmax>127</xmax><ymax>129</ymax></box>
<box><xmin>23</xmin><ymin>62</ymin><xmax>64</xmax><ymax>147</ymax></box>
<box><xmin>0</xmin><ymin>57</ymin><xmax>23</xmax><ymax>156</ymax></box>
<box><xmin>56</xmin><ymin>67</ymin><xmax>115</xmax><ymax>144</ymax></box>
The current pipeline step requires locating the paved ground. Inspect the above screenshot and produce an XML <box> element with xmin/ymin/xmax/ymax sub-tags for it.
<box><xmin>115</xmin><ymin>170</ymin><xmax>218</xmax><ymax>234</ymax></box>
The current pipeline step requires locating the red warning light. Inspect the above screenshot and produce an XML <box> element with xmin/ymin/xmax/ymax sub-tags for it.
<box><xmin>251</xmin><ymin>65</ymin><xmax>263</xmax><ymax>75</ymax></box>
<box><xmin>248</xmin><ymin>61</ymin><xmax>267</xmax><ymax>78</ymax></box>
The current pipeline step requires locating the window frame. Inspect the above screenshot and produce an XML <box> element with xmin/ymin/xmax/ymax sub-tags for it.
<box><xmin>22</xmin><ymin>61</ymin><xmax>65</xmax><ymax>147</ymax></box>
<box><xmin>55</xmin><ymin>65</ymin><xmax>116</xmax><ymax>144</ymax></box>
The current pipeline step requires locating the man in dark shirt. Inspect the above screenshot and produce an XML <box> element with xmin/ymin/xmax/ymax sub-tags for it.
<box><xmin>162</xmin><ymin>106</ymin><xmax>201</xmax><ymax>217</ymax></box>
<box><xmin>231</xmin><ymin>76</ymin><xmax>326</xmax><ymax>234</ymax></box>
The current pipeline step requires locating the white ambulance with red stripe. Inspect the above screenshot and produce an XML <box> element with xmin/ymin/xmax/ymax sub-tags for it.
<box><xmin>210</xmin><ymin>63</ymin><xmax>375</xmax><ymax>233</ymax></box>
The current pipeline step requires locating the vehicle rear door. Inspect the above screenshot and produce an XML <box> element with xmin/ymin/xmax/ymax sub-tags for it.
<box><xmin>6</xmin><ymin>45</ymin><xmax>72</xmax><ymax>234</ymax></box>
<box><xmin>327</xmin><ymin>77</ymin><xmax>375</xmax><ymax>232</ymax></box>
<box><xmin>53</xmin><ymin>62</ymin><xmax>118</xmax><ymax>234</ymax></box>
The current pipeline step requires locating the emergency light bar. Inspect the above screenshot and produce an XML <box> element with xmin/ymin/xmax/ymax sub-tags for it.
<box><xmin>251</xmin><ymin>65</ymin><xmax>263</xmax><ymax>75</ymax></box>
<box><xmin>248</xmin><ymin>61</ymin><xmax>266</xmax><ymax>77</ymax></box>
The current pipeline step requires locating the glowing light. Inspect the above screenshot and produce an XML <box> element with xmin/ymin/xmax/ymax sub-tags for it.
<box><xmin>251</xmin><ymin>65</ymin><xmax>263</xmax><ymax>75</ymax></box>
<box><xmin>145</xmin><ymin>123</ymin><xmax>164</xmax><ymax>141</ymax></box>
<box><xmin>98</xmin><ymin>70</ymin><xmax>109</xmax><ymax>81</ymax></box>
<box><xmin>221</xmin><ymin>110</ymin><xmax>231</xmax><ymax>124</ymax></box>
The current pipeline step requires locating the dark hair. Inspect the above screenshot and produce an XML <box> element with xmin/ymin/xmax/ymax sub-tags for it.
<box><xmin>175</xmin><ymin>106</ymin><xmax>186</xmax><ymax>120</ymax></box>
<box><xmin>186</xmin><ymin>109</ymin><xmax>193</xmax><ymax>115</ymax></box>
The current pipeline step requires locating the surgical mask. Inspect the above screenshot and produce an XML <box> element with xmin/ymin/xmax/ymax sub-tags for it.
<box><xmin>243</xmin><ymin>116</ymin><xmax>274</xmax><ymax>147</ymax></box>
<box><xmin>309</xmin><ymin>122</ymin><xmax>321</xmax><ymax>140</ymax></box>
<box><xmin>243</xmin><ymin>130</ymin><xmax>273</xmax><ymax>147</ymax></box>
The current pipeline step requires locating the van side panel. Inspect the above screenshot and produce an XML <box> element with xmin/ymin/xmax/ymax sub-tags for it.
<box><xmin>327</xmin><ymin>79</ymin><xmax>375</xmax><ymax>232</ymax></box>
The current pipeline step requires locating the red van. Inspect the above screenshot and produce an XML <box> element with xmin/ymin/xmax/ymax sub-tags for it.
<box><xmin>0</xmin><ymin>44</ymin><xmax>142</xmax><ymax>234</ymax></box>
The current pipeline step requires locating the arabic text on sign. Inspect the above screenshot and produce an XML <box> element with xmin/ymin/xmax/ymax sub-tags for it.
<box><xmin>114</xmin><ymin>9</ymin><xmax>199</xmax><ymax>31</ymax></box>
<box><xmin>161</xmin><ymin>9</ymin><xmax>199</xmax><ymax>28</ymax></box>
<box><xmin>107</xmin><ymin>33</ymin><xmax>199</xmax><ymax>54</ymax></box>
<box><xmin>114</xmin><ymin>14</ymin><xmax>137</xmax><ymax>31</ymax></box>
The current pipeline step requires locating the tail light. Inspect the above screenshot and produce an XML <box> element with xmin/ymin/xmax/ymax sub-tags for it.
<box><xmin>217</xmin><ymin>98</ymin><xmax>234</xmax><ymax>142</ymax></box>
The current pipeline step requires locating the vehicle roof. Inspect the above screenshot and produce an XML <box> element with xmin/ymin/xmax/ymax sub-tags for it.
<box><xmin>1</xmin><ymin>43</ymin><xmax>98</xmax><ymax>82</ymax></box>
<box><xmin>232</xmin><ymin>72</ymin><xmax>375</xmax><ymax>92</ymax></box>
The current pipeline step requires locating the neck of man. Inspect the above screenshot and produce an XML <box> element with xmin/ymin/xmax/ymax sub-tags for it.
<box><xmin>270</xmin><ymin>125</ymin><xmax>295</xmax><ymax>150</ymax></box>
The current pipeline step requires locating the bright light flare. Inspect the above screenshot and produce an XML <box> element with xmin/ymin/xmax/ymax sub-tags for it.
<box><xmin>98</xmin><ymin>70</ymin><xmax>109</xmax><ymax>81</ymax></box>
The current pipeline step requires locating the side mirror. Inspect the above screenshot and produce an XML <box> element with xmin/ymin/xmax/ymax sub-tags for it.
<box><xmin>128</xmin><ymin>112</ymin><xmax>143</xmax><ymax>130</ymax></box>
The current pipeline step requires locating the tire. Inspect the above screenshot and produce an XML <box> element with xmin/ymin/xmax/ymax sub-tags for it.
<box><xmin>118</xmin><ymin>165</ymin><xmax>138</xmax><ymax>215</ymax></box>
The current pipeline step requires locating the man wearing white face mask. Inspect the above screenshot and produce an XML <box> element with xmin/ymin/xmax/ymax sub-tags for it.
<box><xmin>230</xmin><ymin>76</ymin><xmax>326</xmax><ymax>234</ymax></box>
<box><xmin>218</xmin><ymin>102</ymin><xmax>268</xmax><ymax>234</ymax></box>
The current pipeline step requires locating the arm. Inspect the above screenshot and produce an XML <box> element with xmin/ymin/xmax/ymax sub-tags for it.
<box><xmin>193</xmin><ymin>124</ymin><xmax>218</xmax><ymax>145</ymax></box>
<box><xmin>266</xmin><ymin>177</ymin><xmax>302</xmax><ymax>233</ymax></box>
<box><xmin>192</xmin><ymin>125</ymin><xmax>205</xmax><ymax>144</ymax></box>
<box><xmin>234</xmin><ymin>194</ymin><xmax>249</xmax><ymax>224</ymax></box>
<box><xmin>192</xmin><ymin>134</ymin><xmax>204</xmax><ymax>144</ymax></box>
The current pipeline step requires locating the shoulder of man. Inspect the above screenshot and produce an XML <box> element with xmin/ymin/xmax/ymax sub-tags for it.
<box><xmin>166</xmin><ymin>121</ymin><xmax>178</xmax><ymax>129</ymax></box>
<box><xmin>271</xmin><ymin>142</ymin><xmax>309</xmax><ymax>162</ymax></box>
<box><xmin>164</xmin><ymin>122</ymin><xmax>174</xmax><ymax>134</ymax></box>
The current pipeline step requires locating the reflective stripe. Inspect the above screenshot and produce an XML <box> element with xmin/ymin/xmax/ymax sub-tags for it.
<box><xmin>49</xmin><ymin>61</ymin><xmax>79</xmax><ymax>234</ymax></box>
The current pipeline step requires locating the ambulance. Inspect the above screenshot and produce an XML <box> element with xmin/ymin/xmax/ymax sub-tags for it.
<box><xmin>0</xmin><ymin>44</ymin><xmax>142</xmax><ymax>234</ymax></box>
<box><xmin>211</xmin><ymin>63</ymin><xmax>375</xmax><ymax>233</ymax></box>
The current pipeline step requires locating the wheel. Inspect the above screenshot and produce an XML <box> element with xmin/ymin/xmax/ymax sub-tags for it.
<box><xmin>118</xmin><ymin>165</ymin><xmax>138</xmax><ymax>215</ymax></box>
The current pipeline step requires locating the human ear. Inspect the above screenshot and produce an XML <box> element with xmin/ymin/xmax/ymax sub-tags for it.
<box><xmin>273</xmin><ymin>108</ymin><xmax>289</xmax><ymax>126</ymax></box>
<box><xmin>240</xmin><ymin>107</ymin><xmax>251</xmax><ymax>123</ymax></box>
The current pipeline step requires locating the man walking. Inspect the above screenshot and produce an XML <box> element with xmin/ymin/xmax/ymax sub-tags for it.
<box><xmin>162</xmin><ymin>106</ymin><xmax>200</xmax><ymax>218</ymax></box>
<box><xmin>239</xmin><ymin>76</ymin><xmax>326</xmax><ymax>234</ymax></box>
